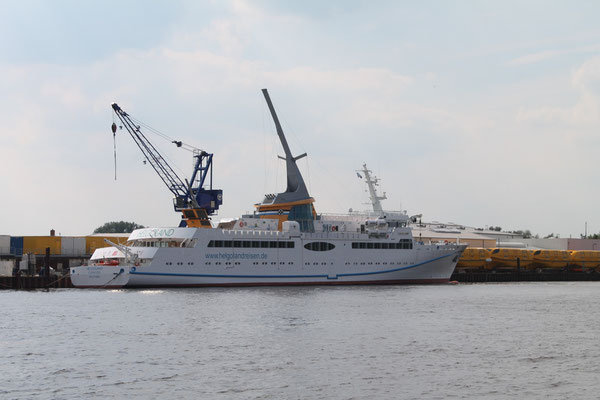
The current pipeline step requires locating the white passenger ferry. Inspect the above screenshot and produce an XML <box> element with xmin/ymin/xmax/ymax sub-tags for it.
<box><xmin>71</xmin><ymin>90</ymin><xmax>464</xmax><ymax>288</ymax></box>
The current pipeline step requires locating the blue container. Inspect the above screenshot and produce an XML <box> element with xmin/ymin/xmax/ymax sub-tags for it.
<box><xmin>10</xmin><ymin>236</ymin><xmax>23</xmax><ymax>256</ymax></box>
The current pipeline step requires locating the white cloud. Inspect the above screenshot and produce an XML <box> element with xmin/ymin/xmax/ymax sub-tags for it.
<box><xmin>573</xmin><ymin>55</ymin><xmax>600</xmax><ymax>92</ymax></box>
<box><xmin>516</xmin><ymin>56</ymin><xmax>600</xmax><ymax>128</ymax></box>
<box><xmin>508</xmin><ymin>43</ymin><xmax>600</xmax><ymax>66</ymax></box>
<box><xmin>508</xmin><ymin>50</ymin><xmax>561</xmax><ymax>66</ymax></box>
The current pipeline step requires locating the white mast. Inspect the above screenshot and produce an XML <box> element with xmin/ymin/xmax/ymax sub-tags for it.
<box><xmin>358</xmin><ymin>163</ymin><xmax>387</xmax><ymax>214</ymax></box>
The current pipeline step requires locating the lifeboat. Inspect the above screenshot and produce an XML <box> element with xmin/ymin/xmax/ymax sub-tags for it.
<box><xmin>97</xmin><ymin>259</ymin><xmax>120</xmax><ymax>266</ymax></box>
<box><xmin>489</xmin><ymin>248</ymin><xmax>533</xmax><ymax>269</ymax></box>
<box><xmin>569</xmin><ymin>251</ymin><xmax>600</xmax><ymax>270</ymax></box>
<box><xmin>531</xmin><ymin>250</ymin><xmax>570</xmax><ymax>269</ymax></box>
<box><xmin>456</xmin><ymin>247</ymin><xmax>492</xmax><ymax>270</ymax></box>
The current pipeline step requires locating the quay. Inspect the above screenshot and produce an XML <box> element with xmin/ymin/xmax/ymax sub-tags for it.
<box><xmin>0</xmin><ymin>275</ymin><xmax>73</xmax><ymax>290</ymax></box>
<box><xmin>452</xmin><ymin>269</ymin><xmax>600</xmax><ymax>283</ymax></box>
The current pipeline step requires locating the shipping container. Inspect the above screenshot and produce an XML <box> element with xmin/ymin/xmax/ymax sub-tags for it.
<box><xmin>10</xmin><ymin>237</ymin><xmax>23</xmax><ymax>256</ymax></box>
<box><xmin>61</xmin><ymin>237</ymin><xmax>86</xmax><ymax>256</ymax></box>
<box><xmin>0</xmin><ymin>235</ymin><xmax>10</xmax><ymax>255</ymax></box>
<box><xmin>74</xmin><ymin>237</ymin><xmax>86</xmax><ymax>255</ymax></box>
<box><xmin>61</xmin><ymin>237</ymin><xmax>74</xmax><ymax>255</ymax></box>
<box><xmin>23</xmin><ymin>236</ymin><xmax>62</xmax><ymax>255</ymax></box>
<box><xmin>85</xmin><ymin>235</ymin><xmax>129</xmax><ymax>254</ymax></box>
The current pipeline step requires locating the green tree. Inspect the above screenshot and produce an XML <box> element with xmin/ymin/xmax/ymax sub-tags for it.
<box><xmin>511</xmin><ymin>229</ymin><xmax>533</xmax><ymax>238</ymax></box>
<box><xmin>93</xmin><ymin>221</ymin><xmax>145</xmax><ymax>234</ymax></box>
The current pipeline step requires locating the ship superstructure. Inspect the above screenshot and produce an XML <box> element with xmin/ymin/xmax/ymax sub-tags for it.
<box><xmin>71</xmin><ymin>90</ymin><xmax>464</xmax><ymax>288</ymax></box>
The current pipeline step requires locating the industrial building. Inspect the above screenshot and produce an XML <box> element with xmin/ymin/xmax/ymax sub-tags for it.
<box><xmin>412</xmin><ymin>222</ymin><xmax>507</xmax><ymax>248</ymax></box>
<box><xmin>411</xmin><ymin>222</ymin><xmax>600</xmax><ymax>251</ymax></box>
<box><xmin>501</xmin><ymin>237</ymin><xmax>600</xmax><ymax>251</ymax></box>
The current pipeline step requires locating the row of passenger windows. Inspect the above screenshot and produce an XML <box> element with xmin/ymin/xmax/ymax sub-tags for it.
<box><xmin>207</xmin><ymin>240</ymin><xmax>295</xmax><ymax>249</ymax></box>
<box><xmin>351</xmin><ymin>239</ymin><xmax>413</xmax><ymax>250</ymax></box>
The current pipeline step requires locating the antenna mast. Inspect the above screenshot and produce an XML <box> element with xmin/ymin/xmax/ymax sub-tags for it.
<box><xmin>359</xmin><ymin>163</ymin><xmax>387</xmax><ymax>213</ymax></box>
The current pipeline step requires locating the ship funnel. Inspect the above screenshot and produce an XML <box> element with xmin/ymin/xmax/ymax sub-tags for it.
<box><xmin>261</xmin><ymin>89</ymin><xmax>310</xmax><ymax>203</ymax></box>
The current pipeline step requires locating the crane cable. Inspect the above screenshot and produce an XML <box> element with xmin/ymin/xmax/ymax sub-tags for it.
<box><xmin>112</xmin><ymin>114</ymin><xmax>117</xmax><ymax>181</ymax></box>
<box><xmin>111</xmin><ymin>110</ymin><xmax>192</xmax><ymax>180</ymax></box>
<box><xmin>129</xmin><ymin>116</ymin><xmax>201</xmax><ymax>153</ymax></box>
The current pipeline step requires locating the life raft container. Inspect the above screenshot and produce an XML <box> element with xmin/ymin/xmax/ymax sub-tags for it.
<box><xmin>98</xmin><ymin>259</ymin><xmax>120</xmax><ymax>266</ymax></box>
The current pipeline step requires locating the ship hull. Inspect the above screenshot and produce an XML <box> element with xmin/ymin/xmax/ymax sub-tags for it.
<box><xmin>70</xmin><ymin>265</ymin><xmax>129</xmax><ymax>288</ymax></box>
<box><xmin>71</xmin><ymin>247</ymin><xmax>463</xmax><ymax>288</ymax></box>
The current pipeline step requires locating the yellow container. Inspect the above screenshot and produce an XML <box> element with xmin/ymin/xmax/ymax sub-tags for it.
<box><xmin>569</xmin><ymin>251</ymin><xmax>600</xmax><ymax>269</ymax></box>
<box><xmin>85</xmin><ymin>236</ymin><xmax>129</xmax><ymax>254</ymax></box>
<box><xmin>489</xmin><ymin>248</ymin><xmax>534</xmax><ymax>269</ymax></box>
<box><xmin>531</xmin><ymin>250</ymin><xmax>570</xmax><ymax>269</ymax></box>
<box><xmin>456</xmin><ymin>248</ymin><xmax>492</xmax><ymax>269</ymax></box>
<box><xmin>23</xmin><ymin>236</ymin><xmax>62</xmax><ymax>255</ymax></box>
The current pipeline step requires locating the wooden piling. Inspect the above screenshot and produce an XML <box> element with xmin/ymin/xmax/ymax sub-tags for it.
<box><xmin>0</xmin><ymin>275</ymin><xmax>73</xmax><ymax>290</ymax></box>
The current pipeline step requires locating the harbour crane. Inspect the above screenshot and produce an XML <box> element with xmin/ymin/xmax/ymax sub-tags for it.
<box><xmin>111</xmin><ymin>103</ymin><xmax>222</xmax><ymax>228</ymax></box>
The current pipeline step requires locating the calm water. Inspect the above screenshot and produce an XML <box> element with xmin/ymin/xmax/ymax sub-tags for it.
<box><xmin>2</xmin><ymin>283</ymin><xmax>600</xmax><ymax>399</ymax></box>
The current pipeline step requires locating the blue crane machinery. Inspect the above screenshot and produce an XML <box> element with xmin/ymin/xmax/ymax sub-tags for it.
<box><xmin>110</xmin><ymin>103</ymin><xmax>222</xmax><ymax>228</ymax></box>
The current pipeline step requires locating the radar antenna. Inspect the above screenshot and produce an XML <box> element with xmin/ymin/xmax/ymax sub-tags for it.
<box><xmin>357</xmin><ymin>163</ymin><xmax>387</xmax><ymax>213</ymax></box>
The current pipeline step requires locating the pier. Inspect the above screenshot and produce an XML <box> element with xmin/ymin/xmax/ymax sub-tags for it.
<box><xmin>0</xmin><ymin>275</ymin><xmax>73</xmax><ymax>290</ymax></box>
<box><xmin>452</xmin><ymin>269</ymin><xmax>600</xmax><ymax>283</ymax></box>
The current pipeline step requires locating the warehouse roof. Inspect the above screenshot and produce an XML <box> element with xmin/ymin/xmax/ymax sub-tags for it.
<box><xmin>412</xmin><ymin>226</ymin><xmax>496</xmax><ymax>241</ymax></box>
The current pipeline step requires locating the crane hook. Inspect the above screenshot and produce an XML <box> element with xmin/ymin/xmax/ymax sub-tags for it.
<box><xmin>112</xmin><ymin>122</ymin><xmax>117</xmax><ymax>180</ymax></box>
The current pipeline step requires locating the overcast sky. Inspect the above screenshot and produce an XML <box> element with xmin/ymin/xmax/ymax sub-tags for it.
<box><xmin>1</xmin><ymin>0</ymin><xmax>600</xmax><ymax>237</ymax></box>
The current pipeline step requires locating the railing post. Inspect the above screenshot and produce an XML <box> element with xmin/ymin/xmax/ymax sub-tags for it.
<box><xmin>45</xmin><ymin>247</ymin><xmax>50</xmax><ymax>286</ymax></box>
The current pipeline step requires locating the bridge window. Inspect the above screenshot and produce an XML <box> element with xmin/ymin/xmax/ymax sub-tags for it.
<box><xmin>288</xmin><ymin>204</ymin><xmax>315</xmax><ymax>232</ymax></box>
<box><xmin>398</xmin><ymin>239</ymin><xmax>413</xmax><ymax>249</ymax></box>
